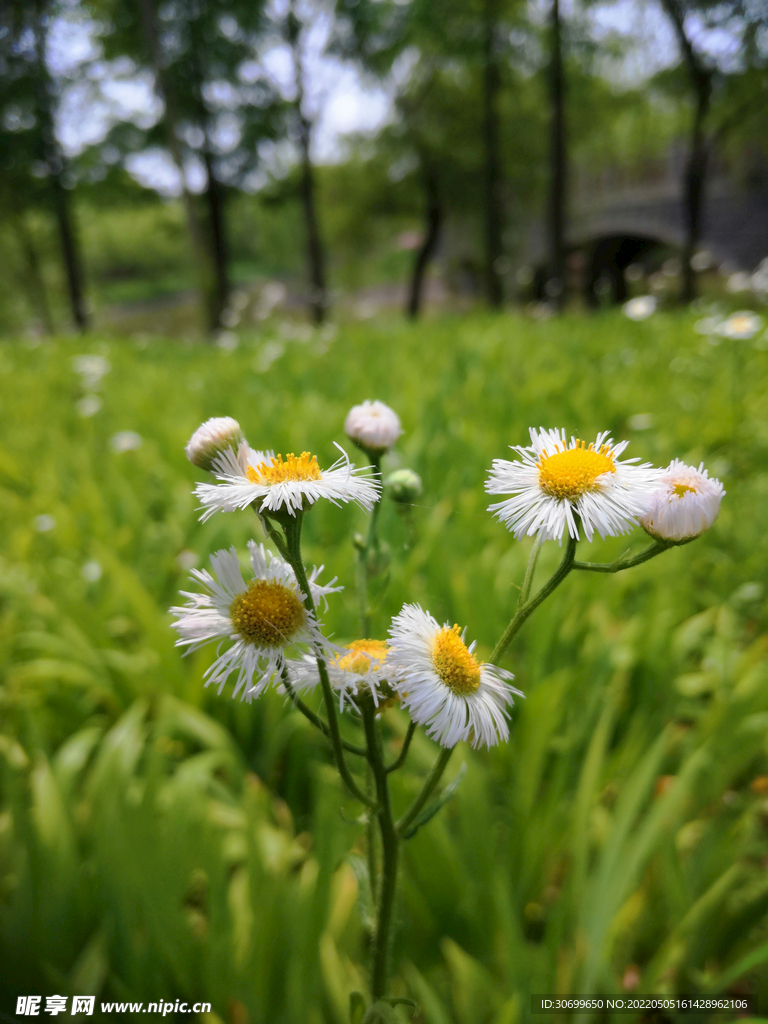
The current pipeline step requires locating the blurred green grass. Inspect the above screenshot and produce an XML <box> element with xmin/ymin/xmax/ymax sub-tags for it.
<box><xmin>1</xmin><ymin>310</ymin><xmax>768</xmax><ymax>1023</ymax></box>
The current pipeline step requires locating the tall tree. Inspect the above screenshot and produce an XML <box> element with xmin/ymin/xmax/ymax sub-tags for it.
<box><xmin>284</xmin><ymin>0</ymin><xmax>328</xmax><ymax>324</ymax></box>
<box><xmin>659</xmin><ymin>0</ymin><xmax>712</xmax><ymax>303</ymax></box>
<box><xmin>96</xmin><ymin>0</ymin><xmax>281</xmax><ymax>333</ymax></box>
<box><xmin>658</xmin><ymin>0</ymin><xmax>768</xmax><ymax>302</ymax></box>
<box><xmin>547</xmin><ymin>0</ymin><xmax>567</xmax><ymax>308</ymax></box>
<box><xmin>482</xmin><ymin>0</ymin><xmax>504</xmax><ymax>307</ymax></box>
<box><xmin>0</xmin><ymin>0</ymin><xmax>89</xmax><ymax>332</ymax></box>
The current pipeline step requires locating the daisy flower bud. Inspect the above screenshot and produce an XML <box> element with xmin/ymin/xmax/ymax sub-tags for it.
<box><xmin>185</xmin><ymin>417</ymin><xmax>245</xmax><ymax>472</ymax></box>
<box><xmin>640</xmin><ymin>460</ymin><xmax>724</xmax><ymax>541</ymax></box>
<box><xmin>385</xmin><ymin>468</ymin><xmax>422</xmax><ymax>505</ymax></box>
<box><xmin>344</xmin><ymin>400</ymin><xmax>402</xmax><ymax>454</ymax></box>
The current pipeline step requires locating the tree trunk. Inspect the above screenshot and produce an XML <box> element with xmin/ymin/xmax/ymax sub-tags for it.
<box><xmin>547</xmin><ymin>0</ymin><xmax>567</xmax><ymax>308</ymax></box>
<box><xmin>659</xmin><ymin>0</ymin><xmax>712</xmax><ymax>304</ymax></box>
<box><xmin>138</xmin><ymin>0</ymin><xmax>220</xmax><ymax>335</ymax></box>
<box><xmin>30</xmin><ymin>2</ymin><xmax>88</xmax><ymax>332</ymax></box>
<box><xmin>50</xmin><ymin>169</ymin><xmax>88</xmax><ymax>332</ymax></box>
<box><xmin>13</xmin><ymin>213</ymin><xmax>54</xmax><ymax>334</ymax></box>
<box><xmin>298</xmin><ymin>114</ymin><xmax>328</xmax><ymax>325</ymax></box>
<box><xmin>202</xmin><ymin>149</ymin><xmax>231</xmax><ymax>332</ymax></box>
<box><xmin>288</xmin><ymin>3</ymin><xmax>327</xmax><ymax>325</ymax></box>
<box><xmin>680</xmin><ymin>77</ymin><xmax>711</xmax><ymax>303</ymax></box>
<box><xmin>482</xmin><ymin>0</ymin><xmax>503</xmax><ymax>309</ymax></box>
<box><xmin>407</xmin><ymin>169</ymin><xmax>442</xmax><ymax>320</ymax></box>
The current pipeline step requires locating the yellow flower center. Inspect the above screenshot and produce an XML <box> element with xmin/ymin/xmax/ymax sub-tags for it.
<box><xmin>538</xmin><ymin>441</ymin><xmax>616</xmax><ymax>500</ymax></box>
<box><xmin>246</xmin><ymin>452</ymin><xmax>322</xmax><ymax>485</ymax></box>
<box><xmin>336</xmin><ymin>639</ymin><xmax>388</xmax><ymax>675</ymax></box>
<box><xmin>431</xmin><ymin>625</ymin><xmax>481</xmax><ymax>696</ymax></box>
<box><xmin>671</xmin><ymin>482</ymin><xmax>696</xmax><ymax>498</ymax></box>
<box><xmin>230</xmin><ymin>580</ymin><xmax>306</xmax><ymax>647</ymax></box>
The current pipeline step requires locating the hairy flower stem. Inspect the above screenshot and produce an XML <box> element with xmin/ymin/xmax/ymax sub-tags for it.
<box><xmin>361</xmin><ymin>701</ymin><xmax>399</xmax><ymax>1000</ymax></box>
<box><xmin>356</xmin><ymin>453</ymin><xmax>382</xmax><ymax>635</ymax></box>
<box><xmin>281</xmin><ymin>672</ymin><xmax>366</xmax><ymax>757</ymax></box>
<box><xmin>283</xmin><ymin>513</ymin><xmax>376</xmax><ymax>810</ymax></box>
<box><xmin>490</xmin><ymin>534</ymin><xmax>577</xmax><ymax>663</ymax></box>
<box><xmin>397</xmin><ymin>746</ymin><xmax>454</xmax><ymax>837</ymax></box>
<box><xmin>572</xmin><ymin>538</ymin><xmax>687</xmax><ymax>573</ymax></box>
<box><xmin>386</xmin><ymin>721</ymin><xmax>416</xmax><ymax>773</ymax></box>
<box><xmin>519</xmin><ymin>532</ymin><xmax>544</xmax><ymax>606</ymax></box>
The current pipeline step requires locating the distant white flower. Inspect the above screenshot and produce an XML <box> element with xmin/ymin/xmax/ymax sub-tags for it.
<box><xmin>623</xmin><ymin>296</ymin><xmax>657</xmax><ymax>321</ymax></box>
<box><xmin>215</xmin><ymin>331</ymin><xmax>239</xmax><ymax>351</ymax></box>
<box><xmin>486</xmin><ymin>428</ymin><xmax>661</xmax><ymax>543</ymax></box>
<box><xmin>34</xmin><ymin>514</ymin><xmax>56</xmax><ymax>533</ymax></box>
<box><xmin>72</xmin><ymin>355</ymin><xmax>110</xmax><ymax>389</ymax></box>
<box><xmin>197</xmin><ymin>443</ymin><xmax>380</xmax><ymax>520</ymax></box>
<box><xmin>640</xmin><ymin>460</ymin><xmax>724</xmax><ymax>541</ymax></box>
<box><xmin>110</xmin><ymin>431</ymin><xmax>143</xmax><ymax>453</ymax></box>
<box><xmin>185</xmin><ymin>417</ymin><xmax>245</xmax><ymax>472</ymax></box>
<box><xmin>627</xmin><ymin>413</ymin><xmax>654</xmax><ymax>431</ymax></box>
<box><xmin>727</xmin><ymin>272</ymin><xmax>751</xmax><ymax>294</ymax></box>
<box><xmin>717</xmin><ymin>311</ymin><xmax>763</xmax><ymax>340</ymax></box>
<box><xmin>344</xmin><ymin>400</ymin><xmax>402</xmax><ymax>454</ymax></box>
<box><xmin>81</xmin><ymin>560</ymin><xmax>102</xmax><ymax>582</ymax></box>
<box><xmin>694</xmin><ymin>316</ymin><xmax>720</xmax><ymax>336</ymax></box>
<box><xmin>77</xmin><ymin>395</ymin><xmax>102</xmax><ymax>417</ymax></box>
<box><xmin>291</xmin><ymin>639</ymin><xmax>399</xmax><ymax>711</ymax></box>
<box><xmin>387</xmin><ymin>604</ymin><xmax>522</xmax><ymax>749</ymax></box>
<box><xmin>176</xmin><ymin>549</ymin><xmax>199</xmax><ymax>571</ymax></box>
<box><xmin>170</xmin><ymin>542</ymin><xmax>341</xmax><ymax>701</ymax></box>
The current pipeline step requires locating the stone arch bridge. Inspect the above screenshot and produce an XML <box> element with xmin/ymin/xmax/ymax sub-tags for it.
<box><xmin>526</xmin><ymin>165</ymin><xmax>768</xmax><ymax>302</ymax></box>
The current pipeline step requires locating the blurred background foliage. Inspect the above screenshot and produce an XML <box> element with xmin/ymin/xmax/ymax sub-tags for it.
<box><xmin>2</xmin><ymin>311</ymin><xmax>768</xmax><ymax>1021</ymax></box>
<box><xmin>2</xmin><ymin>0</ymin><xmax>768</xmax><ymax>1019</ymax></box>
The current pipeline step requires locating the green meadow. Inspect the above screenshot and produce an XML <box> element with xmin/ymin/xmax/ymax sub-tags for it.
<box><xmin>2</xmin><ymin>310</ymin><xmax>768</xmax><ymax>1023</ymax></box>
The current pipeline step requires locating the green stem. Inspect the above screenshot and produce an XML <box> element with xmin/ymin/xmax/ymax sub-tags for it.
<box><xmin>283</xmin><ymin>514</ymin><xmax>377</xmax><ymax>810</ymax></box>
<box><xmin>361</xmin><ymin>701</ymin><xmax>399</xmax><ymax>1000</ymax></box>
<box><xmin>386</xmin><ymin>721</ymin><xmax>416</xmax><ymax>774</ymax></box>
<box><xmin>281</xmin><ymin>672</ymin><xmax>367</xmax><ymax>757</ymax></box>
<box><xmin>519</xmin><ymin>532</ymin><xmax>544</xmax><ymax>606</ymax></box>
<box><xmin>397</xmin><ymin>746</ymin><xmax>454</xmax><ymax>837</ymax></box>
<box><xmin>489</xmin><ymin>534</ymin><xmax>577</xmax><ymax>664</ymax></box>
<box><xmin>258</xmin><ymin>509</ymin><xmax>290</xmax><ymax>560</ymax></box>
<box><xmin>572</xmin><ymin>538</ymin><xmax>685</xmax><ymax>573</ymax></box>
<box><xmin>356</xmin><ymin>453</ymin><xmax>382</xmax><ymax>636</ymax></box>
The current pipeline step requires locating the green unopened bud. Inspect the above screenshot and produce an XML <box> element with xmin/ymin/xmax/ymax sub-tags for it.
<box><xmin>185</xmin><ymin>417</ymin><xmax>245</xmax><ymax>472</ymax></box>
<box><xmin>385</xmin><ymin>468</ymin><xmax>422</xmax><ymax>506</ymax></box>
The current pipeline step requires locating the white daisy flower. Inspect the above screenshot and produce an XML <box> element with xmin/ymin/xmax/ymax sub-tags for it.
<box><xmin>185</xmin><ymin>416</ymin><xmax>245</xmax><ymax>472</ymax></box>
<box><xmin>170</xmin><ymin>541</ymin><xmax>341</xmax><ymax>701</ymax></box>
<box><xmin>716</xmin><ymin>311</ymin><xmax>763</xmax><ymax>340</ymax></box>
<box><xmin>291</xmin><ymin>639</ymin><xmax>399</xmax><ymax>711</ymax></box>
<box><xmin>623</xmin><ymin>296</ymin><xmax>657</xmax><ymax>321</ymax></box>
<box><xmin>640</xmin><ymin>460</ymin><xmax>724</xmax><ymax>541</ymax></box>
<box><xmin>485</xmin><ymin>428</ymin><xmax>662</xmax><ymax>543</ymax></box>
<box><xmin>344</xmin><ymin>400</ymin><xmax>402</xmax><ymax>454</ymax></box>
<box><xmin>387</xmin><ymin>604</ymin><xmax>522</xmax><ymax>749</ymax></box>
<box><xmin>196</xmin><ymin>443</ymin><xmax>380</xmax><ymax>520</ymax></box>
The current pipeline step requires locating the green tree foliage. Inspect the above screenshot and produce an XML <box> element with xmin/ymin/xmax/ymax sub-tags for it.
<box><xmin>91</xmin><ymin>0</ymin><xmax>284</xmax><ymax>331</ymax></box>
<box><xmin>0</xmin><ymin>0</ymin><xmax>90</xmax><ymax>331</ymax></box>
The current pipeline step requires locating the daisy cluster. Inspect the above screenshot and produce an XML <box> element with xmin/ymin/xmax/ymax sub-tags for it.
<box><xmin>485</xmin><ymin>427</ymin><xmax>724</xmax><ymax>545</ymax></box>
<box><xmin>172</xmin><ymin>411</ymin><xmax>724</xmax><ymax>752</ymax></box>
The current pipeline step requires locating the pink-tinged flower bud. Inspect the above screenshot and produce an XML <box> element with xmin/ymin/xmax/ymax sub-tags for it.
<box><xmin>185</xmin><ymin>417</ymin><xmax>245</xmax><ymax>472</ymax></box>
<box><xmin>344</xmin><ymin>401</ymin><xmax>402</xmax><ymax>454</ymax></box>
<box><xmin>640</xmin><ymin>460</ymin><xmax>724</xmax><ymax>541</ymax></box>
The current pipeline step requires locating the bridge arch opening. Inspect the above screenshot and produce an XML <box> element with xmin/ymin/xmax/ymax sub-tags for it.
<box><xmin>579</xmin><ymin>233</ymin><xmax>672</xmax><ymax>306</ymax></box>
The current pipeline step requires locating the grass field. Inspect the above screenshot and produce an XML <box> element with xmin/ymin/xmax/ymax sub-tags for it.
<box><xmin>1</xmin><ymin>309</ymin><xmax>768</xmax><ymax>1023</ymax></box>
